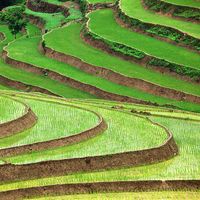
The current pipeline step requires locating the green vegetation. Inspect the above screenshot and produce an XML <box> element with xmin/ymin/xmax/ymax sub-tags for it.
<box><xmin>0</xmin><ymin>85</ymin><xmax>12</xmax><ymax>90</ymax></box>
<box><xmin>44</xmin><ymin>23</ymin><xmax>200</xmax><ymax>100</ymax></box>
<box><xmin>143</xmin><ymin>0</ymin><xmax>200</xmax><ymax>20</ymax></box>
<box><xmin>0</xmin><ymin>97</ymin><xmax>99</xmax><ymax>148</ymax></box>
<box><xmin>0</xmin><ymin>6</ymin><xmax>27</xmax><ymax>38</ymax></box>
<box><xmin>0</xmin><ymin>25</ymin><xmax>94</xmax><ymax>98</ymax></box>
<box><xmin>0</xmin><ymin>96</ymin><xmax>25</xmax><ymax>123</ymax></box>
<box><xmin>1</xmin><ymin>94</ymin><xmax>167</xmax><ymax>164</ymax></box>
<box><xmin>0</xmin><ymin>94</ymin><xmax>199</xmax><ymax>192</ymax></box>
<box><xmin>0</xmin><ymin>0</ymin><xmax>199</xmax><ymax>198</ymax></box>
<box><xmin>25</xmin><ymin>8</ymin><xmax>66</xmax><ymax>30</ymax></box>
<box><xmin>6</xmin><ymin>25</ymin><xmax>200</xmax><ymax>113</ymax></box>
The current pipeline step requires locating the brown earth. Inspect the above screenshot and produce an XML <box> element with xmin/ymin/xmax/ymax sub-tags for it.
<box><xmin>26</xmin><ymin>0</ymin><xmax>69</xmax><ymax>16</ymax></box>
<box><xmin>1</xmin><ymin>180</ymin><xmax>200</xmax><ymax>200</ymax></box>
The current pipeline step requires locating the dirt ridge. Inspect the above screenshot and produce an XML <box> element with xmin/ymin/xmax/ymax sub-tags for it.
<box><xmin>26</xmin><ymin>0</ymin><xmax>69</xmax><ymax>16</ymax></box>
<box><xmin>1</xmin><ymin>180</ymin><xmax>200</xmax><ymax>200</ymax></box>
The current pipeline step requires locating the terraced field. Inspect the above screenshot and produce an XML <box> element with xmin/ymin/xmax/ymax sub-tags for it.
<box><xmin>0</xmin><ymin>0</ymin><xmax>200</xmax><ymax>198</ymax></box>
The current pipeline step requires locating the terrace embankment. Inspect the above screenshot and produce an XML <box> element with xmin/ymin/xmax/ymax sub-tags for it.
<box><xmin>0</xmin><ymin>117</ymin><xmax>178</xmax><ymax>183</ymax></box>
<box><xmin>41</xmin><ymin>38</ymin><xmax>200</xmax><ymax>105</ymax></box>
<box><xmin>0</xmin><ymin>180</ymin><xmax>199</xmax><ymax>200</ymax></box>
<box><xmin>0</xmin><ymin>98</ymin><xmax>37</xmax><ymax>138</ymax></box>
<box><xmin>2</xmin><ymin>49</ymin><xmax>153</xmax><ymax>105</ymax></box>
<box><xmin>26</xmin><ymin>0</ymin><xmax>69</xmax><ymax>16</ymax></box>
<box><xmin>0</xmin><ymin>75</ymin><xmax>57</xmax><ymax>96</ymax></box>
<box><xmin>0</xmin><ymin>108</ymin><xmax>107</xmax><ymax>158</ymax></box>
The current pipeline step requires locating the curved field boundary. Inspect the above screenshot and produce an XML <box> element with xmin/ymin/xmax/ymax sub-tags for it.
<box><xmin>83</xmin><ymin>14</ymin><xmax>200</xmax><ymax>82</ymax></box>
<box><xmin>0</xmin><ymin>103</ymin><xmax>107</xmax><ymax>158</ymax></box>
<box><xmin>0</xmin><ymin>97</ymin><xmax>37</xmax><ymax>139</ymax></box>
<box><xmin>26</xmin><ymin>0</ymin><xmax>69</xmax><ymax>16</ymax></box>
<box><xmin>115</xmin><ymin>2</ymin><xmax>200</xmax><ymax>52</ymax></box>
<box><xmin>0</xmin><ymin>75</ymin><xmax>58</xmax><ymax>96</ymax></box>
<box><xmin>0</xmin><ymin>112</ymin><xmax>178</xmax><ymax>183</ymax></box>
<box><xmin>40</xmin><ymin>29</ymin><xmax>200</xmax><ymax>105</ymax></box>
<box><xmin>2</xmin><ymin>47</ymin><xmax>153</xmax><ymax>105</ymax></box>
<box><xmin>143</xmin><ymin>0</ymin><xmax>200</xmax><ymax>22</ymax></box>
<box><xmin>0</xmin><ymin>180</ymin><xmax>199</xmax><ymax>200</ymax></box>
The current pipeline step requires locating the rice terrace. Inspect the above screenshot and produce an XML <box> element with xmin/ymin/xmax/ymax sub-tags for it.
<box><xmin>0</xmin><ymin>0</ymin><xmax>200</xmax><ymax>198</ymax></box>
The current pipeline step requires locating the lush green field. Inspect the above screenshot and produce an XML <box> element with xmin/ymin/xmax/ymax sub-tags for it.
<box><xmin>0</xmin><ymin>96</ymin><xmax>25</xmax><ymax>123</ymax></box>
<box><xmin>163</xmin><ymin>0</ymin><xmax>200</xmax><ymax>8</ymax></box>
<box><xmin>88</xmin><ymin>9</ymin><xmax>200</xmax><ymax>70</ymax></box>
<box><xmin>0</xmin><ymin>0</ymin><xmax>199</xmax><ymax>198</ymax></box>
<box><xmin>0</xmin><ymin>93</ymin><xmax>199</xmax><ymax>192</ymax></box>
<box><xmin>0</xmin><ymin>97</ymin><xmax>99</xmax><ymax>148</ymax></box>
<box><xmin>120</xmin><ymin>0</ymin><xmax>200</xmax><ymax>38</ymax></box>
<box><xmin>44</xmin><ymin>23</ymin><xmax>200</xmax><ymax>98</ymax></box>
<box><xmin>27</xmin><ymin>191</ymin><xmax>200</xmax><ymax>200</ymax></box>
<box><xmin>2</xmin><ymin>95</ymin><xmax>168</xmax><ymax>164</ymax></box>
<box><xmin>6</xmin><ymin>25</ymin><xmax>200</xmax><ymax>113</ymax></box>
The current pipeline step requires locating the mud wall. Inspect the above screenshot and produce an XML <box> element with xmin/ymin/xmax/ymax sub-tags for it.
<box><xmin>26</xmin><ymin>0</ymin><xmax>69</xmax><ymax>16</ymax></box>
<box><xmin>1</xmin><ymin>179</ymin><xmax>199</xmax><ymax>200</ymax></box>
